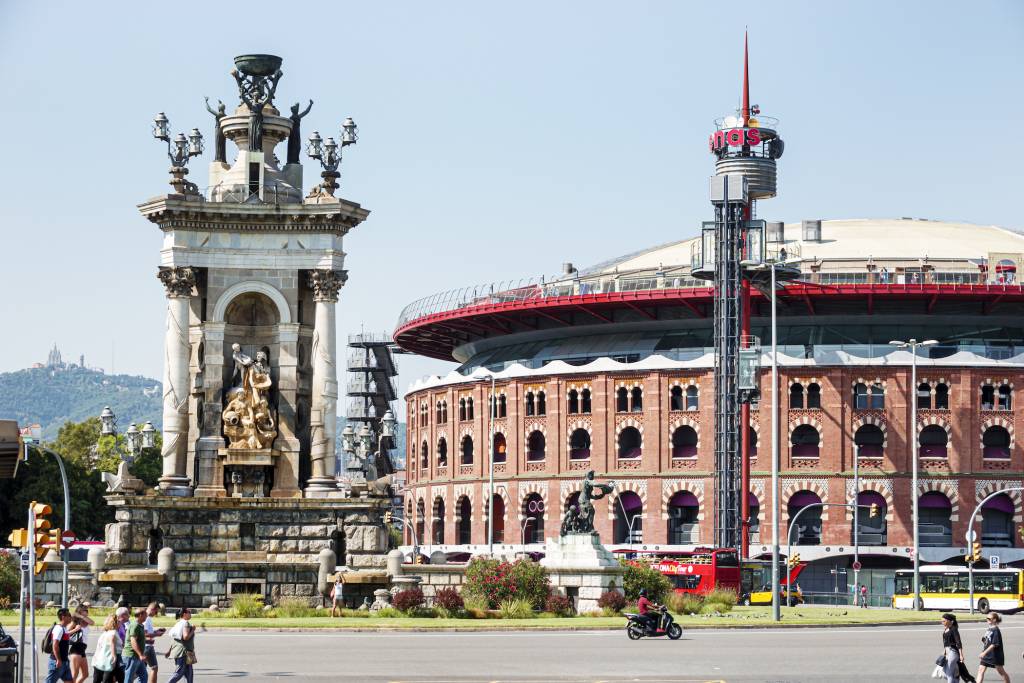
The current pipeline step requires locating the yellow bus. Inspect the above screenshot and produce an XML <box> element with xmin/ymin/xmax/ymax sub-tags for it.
<box><xmin>892</xmin><ymin>566</ymin><xmax>1024</xmax><ymax>613</ymax></box>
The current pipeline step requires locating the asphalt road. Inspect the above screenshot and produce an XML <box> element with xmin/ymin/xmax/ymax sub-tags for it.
<box><xmin>15</xmin><ymin>617</ymin><xmax>1024</xmax><ymax>682</ymax></box>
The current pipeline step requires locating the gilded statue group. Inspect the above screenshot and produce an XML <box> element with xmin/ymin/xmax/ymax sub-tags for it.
<box><xmin>222</xmin><ymin>343</ymin><xmax>277</xmax><ymax>450</ymax></box>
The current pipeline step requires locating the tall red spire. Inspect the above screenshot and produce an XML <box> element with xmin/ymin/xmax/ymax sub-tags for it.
<box><xmin>741</xmin><ymin>30</ymin><xmax>750</xmax><ymax>126</ymax></box>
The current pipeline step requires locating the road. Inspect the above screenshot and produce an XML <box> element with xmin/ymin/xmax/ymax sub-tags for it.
<box><xmin>15</xmin><ymin>617</ymin><xmax>1024</xmax><ymax>682</ymax></box>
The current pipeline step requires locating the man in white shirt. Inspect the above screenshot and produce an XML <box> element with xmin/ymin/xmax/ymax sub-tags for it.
<box><xmin>143</xmin><ymin>603</ymin><xmax>166</xmax><ymax>683</ymax></box>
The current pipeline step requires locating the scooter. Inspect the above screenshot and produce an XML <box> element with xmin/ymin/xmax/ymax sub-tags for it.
<box><xmin>624</xmin><ymin>605</ymin><xmax>682</xmax><ymax>640</ymax></box>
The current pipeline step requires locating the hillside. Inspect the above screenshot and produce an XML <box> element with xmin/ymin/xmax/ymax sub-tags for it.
<box><xmin>0</xmin><ymin>366</ymin><xmax>162</xmax><ymax>439</ymax></box>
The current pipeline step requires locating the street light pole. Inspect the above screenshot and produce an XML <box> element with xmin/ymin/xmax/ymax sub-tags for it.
<box><xmin>769</xmin><ymin>261</ymin><xmax>781</xmax><ymax>622</ymax></box>
<box><xmin>853</xmin><ymin>437</ymin><xmax>860</xmax><ymax>604</ymax></box>
<box><xmin>480</xmin><ymin>372</ymin><xmax>497</xmax><ymax>556</ymax></box>
<box><xmin>966</xmin><ymin>486</ymin><xmax>1024</xmax><ymax>613</ymax></box>
<box><xmin>889</xmin><ymin>338</ymin><xmax>937</xmax><ymax>610</ymax></box>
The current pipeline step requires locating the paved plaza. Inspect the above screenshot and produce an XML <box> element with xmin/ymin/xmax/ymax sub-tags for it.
<box><xmin>60</xmin><ymin>617</ymin><xmax>1017</xmax><ymax>682</ymax></box>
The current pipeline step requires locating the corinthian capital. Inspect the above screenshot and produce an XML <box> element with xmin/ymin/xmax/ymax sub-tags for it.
<box><xmin>157</xmin><ymin>266</ymin><xmax>197</xmax><ymax>298</ymax></box>
<box><xmin>308</xmin><ymin>269</ymin><xmax>347</xmax><ymax>303</ymax></box>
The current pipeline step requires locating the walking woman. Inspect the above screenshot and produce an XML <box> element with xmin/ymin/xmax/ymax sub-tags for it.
<box><xmin>167</xmin><ymin>608</ymin><xmax>196</xmax><ymax>683</ymax></box>
<box><xmin>976</xmin><ymin>612</ymin><xmax>1011</xmax><ymax>683</ymax></box>
<box><xmin>69</xmin><ymin>605</ymin><xmax>95</xmax><ymax>683</ymax></box>
<box><xmin>91</xmin><ymin>615</ymin><xmax>120</xmax><ymax>683</ymax></box>
<box><xmin>941</xmin><ymin>613</ymin><xmax>967</xmax><ymax>682</ymax></box>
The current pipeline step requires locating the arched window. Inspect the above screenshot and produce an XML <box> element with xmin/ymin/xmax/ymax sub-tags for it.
<box><xmin>461</xmin><ymin>435</ymin><xmax>474</xmax><ymax>465</ymax></box>
<box><xmin>934</xmin><ymin>383</ymin><xmax>949</xmax><ymax>409</ymax></box>
<box><xmin>686</xmin><ymin>385</ymin><xmax>699</xmax><ymax>411</ymax></box>
<box><xmin>569</xmin><ymin>429</ymin><xmax>591</xmax><ymax>459</ymax></box>
<box><xmin>748</xmin><ymin>426</ymin><xmax>758</xmax><ymax>457</ymax></box>
<box><xmin>790</xmin><ymin>383</ymin><xmax>805</xmax><ymax>409</ymax></box>
<box><xmin>522</xmin><ymin>493</ymin><xmax>544</xmax><ymax>544</ymax></box>
<box><xmin>917</xmin><ymin>383</ymin><xmax>932</xmax><ymax>410</ymax></box>
<box><xmin>981</xmin><ymin>385</ymin><xmax>995</xmax><ymax>410</ymax></box>
<box><xmin>420</xmin><ymin>441</ymin><xmax>429</xmax><ymax>469</ymax></box>
<box><xmin>791</xmin><ymin>425</ymin><xmax>820</xmax><ymax>458</ymax></box>
<box><xmin>670</xmin><ymin>386</ymin><xmax>683</xmax><ymax>411</ymax></box>
<box><xmin>436</xmin><ymin>401</ymin><xmax>443</xmax><ymax>423</ymax></box>
<box><xmin>667</xmin><ymin>491</ymin><xmax>699</xmax><ymax>544</ymax></box>
<box><xmin>537</xmin><ymin>391</ymin><xmax>546</xmax><ymax>416</ymax></box>
<box><xmin>616</xmin><ymin>387</ymin><xmax>629</xmax><ymax>413</ymax></box>
<box><xmin>441</xmin><ymin>400</ymin><xmax>448</xmax><ymax>423</ymax></box>
<box><xmin>919</xmin><ymin>425</ymin><xmax>948</xmax><ymax>458</ymax></box>
<box><xmin>747</xmin><ymin>492</ymin><xmax>760</xmax><ymax>542</ymax></box>
<box><xmin>853</xmin><ymin>383</ymin><xmax>868</xmax><ymax>409</ymax></box>
<box><xmin>855</xmin><ymin>491</ymin><xmax>887</xmax><ymax>545</ymax></box>
<box><xmin>433</xmin><ymin>497</ymin><xmax>446</xmax><ymax>544</ymax></box>
<box><xmin>671</xmin><ymin>426</ymin><xmax>697</xmax><ymax>458</ymax></box>
<box><xmin>492</xmin><ymin>433</ymin><xmax>507</xmax><ymax>463</ymax></box>
<box><xmin>998</xmin><ymin>384</ymin><xmax>1012</xmax><ymax>410</ymax></box>
<box><xmin>420</xmin><ymin>403</ymin><xmax>428</xmax><ymax>426</ymax></box>
<box><xmin>919</xmin><ymin>492</ymin><xmax>952</xmax><ymax>546</ymax></box>
<box><xmin>568</xmin><ymin>389</ymin><xmax>580</xmax><ymax>414</ymax></box>
<box><xmin>787</xmin><ymin>491</ymin><xmax>822</xmax><ymax>545</ymax></box>
<box><xmin>489</xmin><ymin>395</ymin><xmax>497</xmax><ymax>419</ymax></box>
<box><xmin>526</xmin><ymin>431</ymin><xmax>545</xmax><ymax>461</ymax></box>
<box><xmin>854</xmin><ymin>424</ymin><xmax>884</xmax><ymax>458</ymax></box>
<box><xmin>459</xmin><ymin>398</ymin><xmax>467</xmax><ymax>421</ymax></box>
<box><xmin>466</xmin><ymin>397</ymin><xmax>474</xmax><ymax>420</ymax></box>
<box><xmin>868</xmin><ymin>383</ymin><xmax>884</xmax><ymax>409</ymax></box>
<box><xmin>981</xmin><ymin>494</ymin><xmax>1015</xmax><ymax>547</ymax></box>
<box><xmin>498</xmin><ymin>394</ymin><xmax>506</xmax><ymax>418</ymax></box>
<box><xmin>806</xmin><ymin>383</ymin><xmax>821</xmax><ymax>409</ymax></box>
<box><xmin>581</xmin><ymin>389</ymin><xmax>592</xmax><ymax>414</ymax></box>
<box><xmin>416</xmin><ymin>499</ymin><xmax>426</xmax><ymax>543</ymax></box>
<box><xmin>525</xmin><ymin>392</ymin><xmax>536</xmax><ymax>416</ymax></box>
<box><xmin>630</xmin><ymin>387</ymin><xmax>643</xmax><ymax>412</ymax></box>
<box><xmin>437</xmin><ymin>438</ymin><xmax>448</xmax><ymax>467</ymax></box>
<box><xmin>618</xmin><ymin>427</ymin><xmax>642</xmax><ymax>459</ymax></box>
<box><xmin>613</xmin><ymin>491</ymin><xmax>643</xmax><ymax>544</ymax></box>
<box><xmin>456</xmin><ymin>497</ymin><xmax>472</xmax><ymax>545</ymax></box>
<box><xmin>982</xmin><ymin>426</ymin><xmax>1011</xmax><ymax>459</ymax></box>
<box><xmin>490</xmin><ymin>494</ymin><xmax>505</xmax><ymax>543</ymax></box>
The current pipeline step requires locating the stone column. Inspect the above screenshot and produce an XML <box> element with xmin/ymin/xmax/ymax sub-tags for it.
<box><xmin>306</xmin><ymin>269</ymin><xmax>346</xmax><ymax>495</ymax></box>
<box><xmin>157</xmin><ymin>266</ymin><xmax>196</xmax><ymax>495</ymax></box>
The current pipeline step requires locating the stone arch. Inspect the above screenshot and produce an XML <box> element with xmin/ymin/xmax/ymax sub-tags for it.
<box><xmin>916</xmin><ymin>415</ymin><xmax>952</xmax><ymax>451</ymax></box>
<box><xmin>607</xmin><ymin>482</ymin><xmax>648</xmax><ymax>519</ymax></box>
<box><xmin>517</xmin><ymin>481</ymin><xmax>549</xmax><ymax>521</ymax></box>
<box><xmin>616</xmin><ymin>416</ymin><xmax>644</xmax><ymax>434</ymax></box>
<box><xmin>980</xmin><ymin>416</ymin><xmax>1015</xmax><ymax>448</ymax></box>
<box><xmin>844</xmin><ymin>479</ymin><xmax>896</xmax><ymax>522</ymax></box>
<box><xmin>976</xmin><ymin>482</ymin><xmax>1024</xmax><ymax>522</ymax></box>
<box><xmin>781</xmin><ymin>480</ymin><xmax>830</xmax><ymax>520</ymax></box>
<box><xmin>482</xmin><ymin>486</ymin><xmax>511</xmax><ymax>523</ymax></box>
<box><xmin>212</xmin><ymin>280</ymin><xmax>292</xmax><ymax>324</ymax></box>
<box><xmin>661</xmin><ymin>480</ymin><xmax>705</xmax><ymax>521</ymax></box>
<box><xmin>915</xmin><ymin>481</ymin><xmax>959</xmax><ymax>521</ymax></box>
<box><xmin>668</xmin><ymin>415</ymin><xmax>699</xmax><ymax>439</ymax></box>
<box><xmin>788</xmin><ymin>415</ymin><xmax>823</xmax><ymax>438</ymax></box>
<box><xmin>614</xmin><ymin>378</ymin><xmax>645</xmax><ymax>391</ymax></box>
<box><xmin>566</xmin><ymin>418</ymin><xmax>593</xmax><ymax>449</ymax></box>
<box><xmin>524</xmin><ymin>421</ymin><xmax>547</xmax><ymax>440</ymax></box>
<box><xmin>852</xmin><ymin>414</ymin><xmax>888</xmax><ymax>448</ymax></box>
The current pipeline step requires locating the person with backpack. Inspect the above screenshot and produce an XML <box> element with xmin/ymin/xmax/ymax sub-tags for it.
<box><xmin>44</xmin><ymin>608</ymin><xmax>74</xmax><ymax>683</ymax></box>
<box><xmin>121</xmin><ymin>608</ymin><xmax>148</xmax><ymax>683</ymax></box>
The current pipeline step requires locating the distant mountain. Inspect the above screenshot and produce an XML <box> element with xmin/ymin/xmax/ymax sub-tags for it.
<box><xmin>0</xmin><ymin>366</ymin><xmax>163</xmax><ymax>439</ymax></box>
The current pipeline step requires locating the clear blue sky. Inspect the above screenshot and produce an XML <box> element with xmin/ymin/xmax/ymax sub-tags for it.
<box><xmin>1</xmin><ymin>1</ymin><xmax>1022</xmax><ymax>409</ymax></box>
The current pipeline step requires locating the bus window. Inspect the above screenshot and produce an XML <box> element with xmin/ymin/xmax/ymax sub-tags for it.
<box><xmin>715</xmin><ymin>551</ymin><xmax>739</xmax><ymax>567</ymax></box>
<box><xmin>924</xmin><ymin>575</ymin><xmax>944</xmax><ymax>593</ymax></box>
<box><xmin>671</xmin><ymin>575</ymin><xmax>702</xmax><ymax>590</ymax></box>
<box><xmin>894</xmin><ymin>575</ymin><xmax>911</xmax><ymax>595</ymax></box>
<box><xmin>976</xmin><ymin>576</ymin><xmax>992</xmax><ymax>593</ymax></box>
<box><xmin>993</xmin><ymin>574</ymin><xmax>1015</xmax><ymax>593</ymax></box>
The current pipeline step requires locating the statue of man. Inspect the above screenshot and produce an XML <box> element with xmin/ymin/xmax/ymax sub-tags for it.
<box><xmin>231</xmin><ymin>342</ymin><xmax>253</xmax><ymax>389</ymax></box>
<box><xmin>204</xmin><ymin>97</ymin><xmax>227</xmax><ymax>163</ymax></box>
<box><xmin>286</xmin><ymin>100</ymin><xmax>313</xmax><ymax>165</ymax></box>
<box><xmin>577</xmin><ymin>470</ymin><xmax>614</xmax><ymax>535</ymax></box>
<box><xmin>231</xmin><ymin>69</ymin><xmax>283</xmax><ymax>153</ymax></box>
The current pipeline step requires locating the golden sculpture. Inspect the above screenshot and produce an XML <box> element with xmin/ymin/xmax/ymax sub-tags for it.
<box><xmin>223</xmin><ymin>344</ymin><xmax>277</xmax><ymax>449</ymax></box>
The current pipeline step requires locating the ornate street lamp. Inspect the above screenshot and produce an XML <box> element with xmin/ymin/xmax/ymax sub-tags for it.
<box><xmin>151</xmin><ymin>112</ymin><xmax>205</xmax><ymax>196</ymax></box>
<box><xmin>307</xmin><ymin>118</ymin><xmax>359</xmax><ymax>197</ymax></box>
<box><xmin>98</xmin><ymin>406</ymin><xmax>157</xmax><ymax>463</ymax></box>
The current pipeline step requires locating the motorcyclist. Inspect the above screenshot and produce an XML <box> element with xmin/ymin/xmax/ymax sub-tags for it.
<box><xmin>636</xmin><ymin>589</ymin><xmax>662</xmax><ymax>633</ymax></box>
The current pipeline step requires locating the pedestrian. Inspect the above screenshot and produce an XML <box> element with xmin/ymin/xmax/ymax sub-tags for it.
<box><xmin>121</xmin><ymin>608</ymin><xmax>148</xmax><ymax>683</ymax></box>
<box><xmin>45</xmin><ymin>607</ymin><xmax>74</xmax><ymax>683</ymax></box>
<box><xmin>142</xmin><ymin>603</ymin><xmax>165</xmax><ymax>683</ymax></box>
<box><xmin>166</xmin><ymin>608</ymin><xmax>196</xmax><ymax>683</ymax></box>
<box><xmin>331</xmin><ymin>573</ymin><xmax>345</xmax><ymax>617</ymax></box>
<box><xmin>939</xmin><ymin>613</ymin><xmax>975</xmax><ymax>683</ymax></box>
<box><xmin>113</xmin><ymin>607</ymin><xmax>129</xmax><ymax>683</ymax></box>
<box><xmin>860</xmin><ymin>584</ymin><xmax>868</xmax><ymax>608</ymax></box>
<box><xmin>91</xmin><ymin>614</ymin><xmax>120</xmax><ymax>683</ymax></box>
<box><xmin>69</xmin><ymin>604</ymin><xmax>95</xmax><ymax>683</ymax></box>
<box><xmin>976</xmin><ymin>612</ymin><xmax>1010</xmax><ymax>683</ymax></box>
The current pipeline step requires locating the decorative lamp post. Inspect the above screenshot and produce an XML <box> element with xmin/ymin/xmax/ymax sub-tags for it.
<box><xmin>151</xmin><ymin>113</ymin><xmax>204</xmax><ymax>196</ymax></box>
<box><xmin>98</xmin><ymin>406</ymin><xmax>157</xmax><ymax>463</ymax></box>
<box><xmin>307</xmin><ymin>118</ymin><xmax>358</xmax><ymax>197</ymax></box>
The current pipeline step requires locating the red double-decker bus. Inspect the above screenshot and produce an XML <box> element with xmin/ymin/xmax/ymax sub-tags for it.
<box><xmin>617</xmin><ymin>547</ymin><xmax>742</xmax><ymax>594</ymax></box>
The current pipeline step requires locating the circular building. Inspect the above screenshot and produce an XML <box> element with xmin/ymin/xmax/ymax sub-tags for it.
<box><xmin>394</xmin><ymin>218</ymin><xmax>1024</xmax><ymax>584</ymax></box>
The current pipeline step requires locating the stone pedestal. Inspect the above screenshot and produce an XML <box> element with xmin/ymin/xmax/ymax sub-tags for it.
<box><xmin>540</xmin><ymin>534</ymin><xmax>624</xmax><ymax>613</ymax></box>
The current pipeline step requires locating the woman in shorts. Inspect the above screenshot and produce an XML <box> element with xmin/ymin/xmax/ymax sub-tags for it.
<box><xmin>69</xmin><ymin>605</ymin><xmax>95</xmax><ymax>683</ymax></box>
<box><xmin>976</xmin><ymin>612</ymin><xmax>1010</xmax><ymax>683</ymax></box>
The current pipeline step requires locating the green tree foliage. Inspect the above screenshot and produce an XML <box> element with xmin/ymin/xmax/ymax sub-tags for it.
<box><xmin>463</xmin><ymin>557</ymin><xmax>550</xmax><ymax>609</ymax></box>
<box><xmin>618</xmin><ymin>558</ymin><xmax>672</xmax><ymax>602</ymax></box>
<box><xmin>0</xmin><ymin>550</ymin><xmax>18</xmax><ymax>602</ymax></box>
<box><xmin>0</xmin><ymin>418</ymin><xmax>162</xmax><ymax>543</ymax></box>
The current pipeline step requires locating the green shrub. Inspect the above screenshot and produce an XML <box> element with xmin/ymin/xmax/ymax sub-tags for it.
<box><xmin>433</xmin><ymin>587</ymin><xmax>464</xmax><ymax>612</ymax></box>
<box><xmin>372</xmin><ymin>607</ymin><xmax>401</xmax><ymax>618</ymax></box>
<box><xmin>700</xmin><ymin>602</ymin><xmax>728</xmax><ymax>615</ymax></box>
<box><xmin>463</xmin><ymin>557</ymin><xmax>550</xmax><ymax>609</ymax></box>
<box><xmin>618</xmin><ymin>559</ymin><xmax>671</xmax><ymax>602</ymax></box>
<box><xmin>230</xmin><ymin>593</ymin><xmax>264</xmax><ymax>618</ymax></box>
<box><xmin>667</xmin><ymin>593</ymin><xmax>704</xmax><ymax>615</ymax></box>
<box><xmin>462</xmin><ymin>595</ymin><xmax>490</xmax><ymax>613</ymax></box>
<box><xmin>274</xmin><ymin>597</ymin><xmax>317</xmax><ymax>618</ymax></box>
<box><xmin>0</xmin><ymin>551</ymin><xmax>18</xmax><ymax>604</ymax></box>
<box><xmin>544</xmin><ymin>594</ymin><xmax>574</xmax><ymax>617</ymax></box>
<box><xmin>596</xmin><ymin>590</ymin><xmax>627</xmax><ymax>613</ymax></box>
<box><xmin>392</xmin><ymin>588</ymin><xmax>426</xmax><ymax>613</ymax></box>
<box><xmin>339</xmin><ymin>608</ymin><xmax>371</xmax><ymax>618</ymax></box>
<box><xmin>497</xmin><ymin>597</ymin><xmax>535</xmax><ymax>619</ymax></box>
<box><xmin>509</xmin><ymin>559</ymin><xmax>551</xmax><ymax>609</ymax></box>
<box><xmin>704</xmin><ymin>587</ymin><xmax>738</xmax><ymax>608</ymax></box>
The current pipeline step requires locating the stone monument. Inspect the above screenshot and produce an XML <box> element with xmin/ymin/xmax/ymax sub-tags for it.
<box><xmin>98</xmin><ymin>54</ymin><xmax>392</xmax><ymax>608</ymax></box>
<box><xmin>541</xmin><ymin>470</ymin><xmax>624</xmax><ymax>612</ymax></box>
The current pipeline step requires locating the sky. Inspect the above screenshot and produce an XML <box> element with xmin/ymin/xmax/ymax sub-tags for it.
<box><xmin>1</xmin><ymin>1</ymin><xmax>1022</xmax><ymax>416</ymax></box>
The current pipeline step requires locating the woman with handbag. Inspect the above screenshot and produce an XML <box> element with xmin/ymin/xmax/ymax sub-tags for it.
<box><xmin>976</xmin><ymin>612</ymin><xmax>1010</xmax><ymax>682</ymax></box>
<box><xmin>166</xmin><ymin>608</ymin><xmax>196</xmax><ymax>683</ymax></box>
<box><xmin>939</xmin><ymin>613</ymin><xmax>977</xmax><ymax>683</ymax></box>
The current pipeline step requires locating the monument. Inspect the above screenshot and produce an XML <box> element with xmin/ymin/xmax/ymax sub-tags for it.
<box><xmin>95</xmin><ymin>54</ymin><xmax>393</xmax><ymax>608</ymax></box>
<box><xmin>542</xmin><ymin>471</ymin><xmax>624</xmax><ymax>612</ymax></box>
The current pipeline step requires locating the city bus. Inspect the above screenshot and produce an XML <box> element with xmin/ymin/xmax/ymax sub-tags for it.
<box><xmin>740</xmin><ymin>559</ymin><xmax>805</xmax><ymax>606</ymax></box>
<box><xmin>892</xmin><ymin>566</ymin><xmax>1024</xmax><ymax>612</ymax></box>
<box><xmin>616</xmin><ymin>547</ymin><xmax>742</xmax><ymax>594</ymax></box>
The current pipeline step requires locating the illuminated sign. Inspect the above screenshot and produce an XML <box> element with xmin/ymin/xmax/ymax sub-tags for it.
<box><xmin>708</xmin><ymin>127</ymin><xmax>761</xmax><ymax>153</ymax></box>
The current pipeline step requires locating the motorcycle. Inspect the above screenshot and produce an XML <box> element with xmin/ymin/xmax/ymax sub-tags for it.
<box><xmin>624</xmin><ymin>605</ymin><xmax>682</xmax><ymax>640</ymax></box>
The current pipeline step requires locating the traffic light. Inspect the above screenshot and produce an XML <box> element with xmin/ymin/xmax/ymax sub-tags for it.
<box><xmin>973</xmin><ymin>541</ymin><xmax>982</xmax><ymax>563</ymax></box>
<box><xmin>383</xmin><ymin>510</ymin><xmax>393</xmax><ymax>524</ymax></box>
<box><xmin>7</xmin><ymin>528</ymin><xmax>29</xmax><ymax>548</ymax></box>
<box><xmin>869</xmin><ymin>503</ymin><xmax>879</xmax><ymax>518</ymax></box>
<box><xmin>787</xmin><ymin>554</ymin><xmax>801</xmax><ymax>568</ymax></box>
<box><xmin>30</xmin><ymin>501</ymin><xmax>52</xmax><ymax>575</ymax></box>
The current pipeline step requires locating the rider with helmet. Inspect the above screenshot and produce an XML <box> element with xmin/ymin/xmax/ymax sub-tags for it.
<box><xmin>636</xmin><ymin>589</ymin><xmax>662</xmax><ymax>633</ymax></box>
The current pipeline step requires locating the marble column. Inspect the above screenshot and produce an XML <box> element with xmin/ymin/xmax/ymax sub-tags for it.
<box><xmin>306</xmin><ymin>269</ymin><xmax>346</xmax><ymax>494</ymax></box>
<box><xmin>157</xmin><ymin>266</ymin><xmax>196</xmax><ymax>495</ymax></box>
